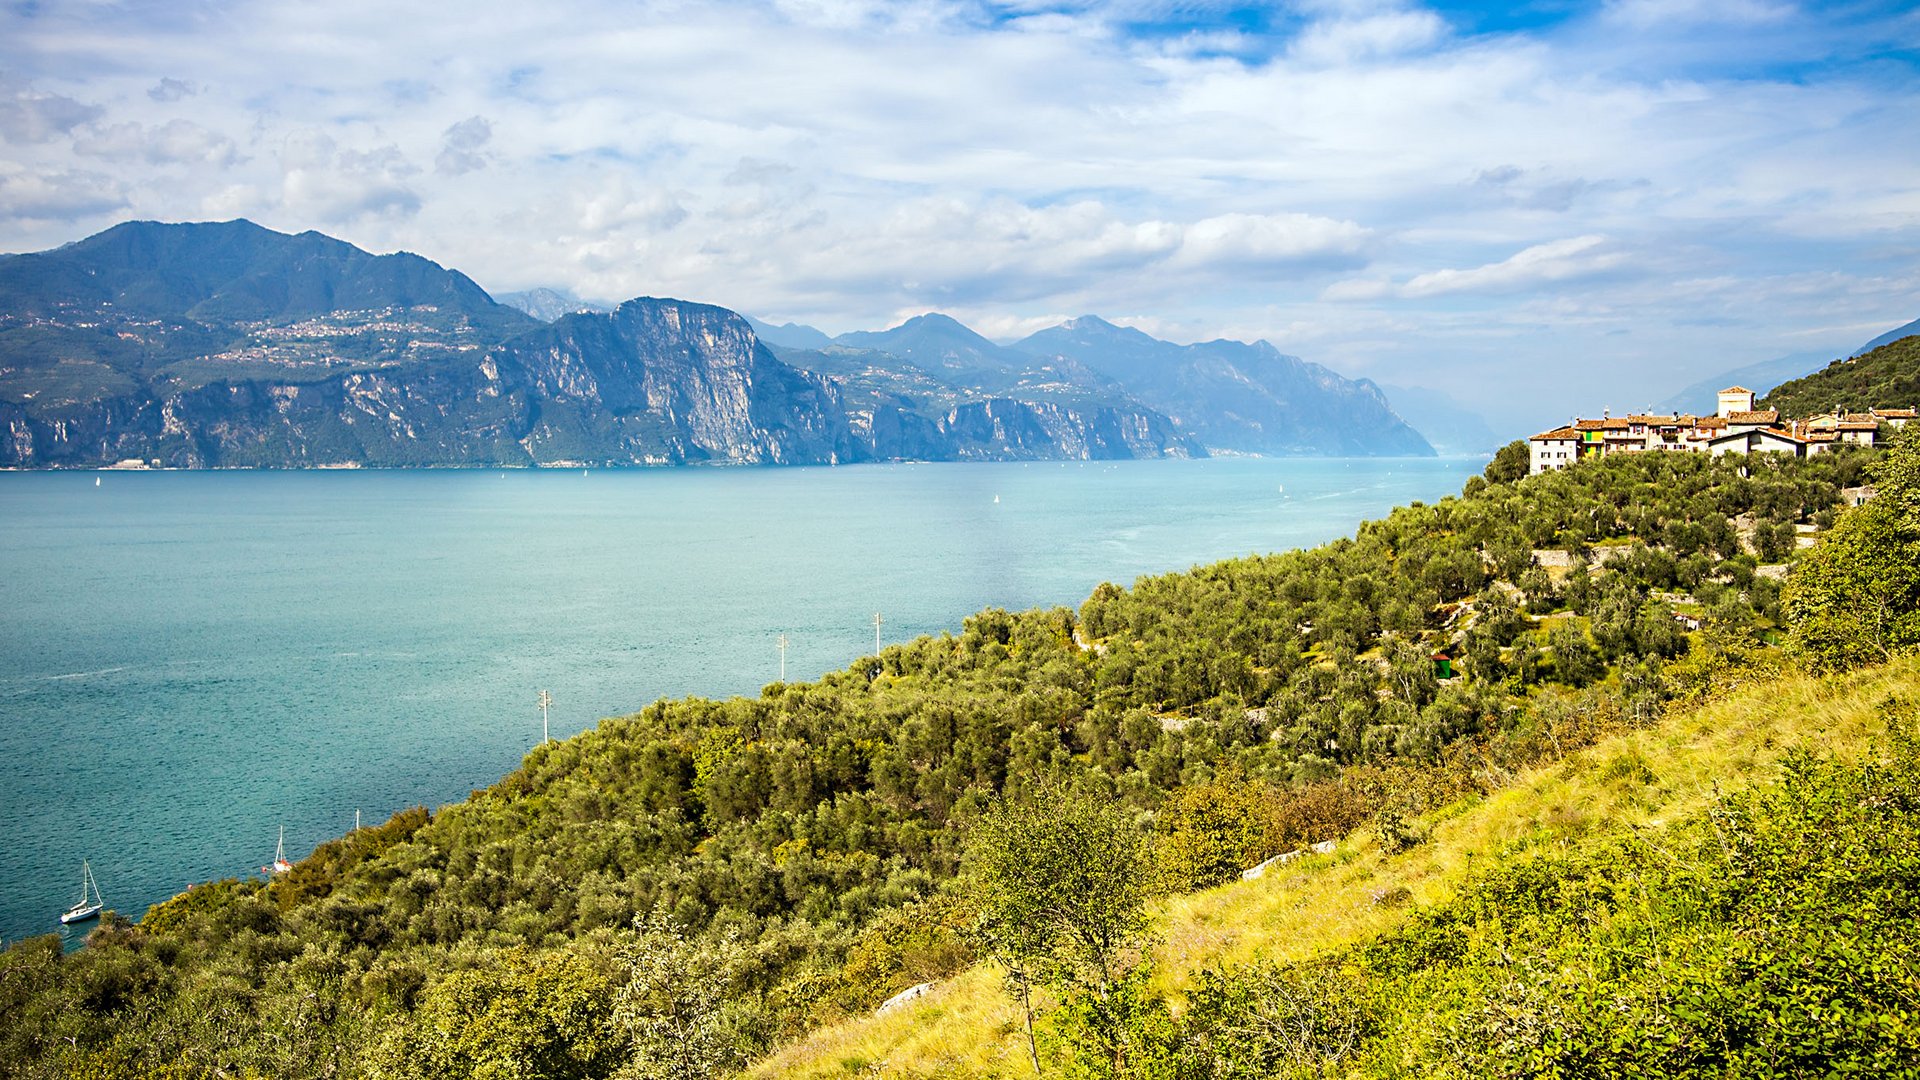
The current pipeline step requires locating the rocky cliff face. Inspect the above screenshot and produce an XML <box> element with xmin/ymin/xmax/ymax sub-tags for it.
<box><xmin>859</xmin><ymin>398</ymin><xmax>1194</xmax><ymax>461</ymax></box>
<box><xmin>496</xmin><ymin>299</ymin><xmax>852</xmax><ymax>465</ymax></box>
<box><xmin>0</xmin><ymin>223</ymin><xmax>867</xmax><ymax>469</ymax></box>
<box><xmin>0</xmin><ymin>220</ymin><xmax>1397</xmax><ymax>467</ymax></box>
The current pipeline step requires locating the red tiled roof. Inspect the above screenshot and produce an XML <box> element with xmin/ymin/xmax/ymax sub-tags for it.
<box><xmin>1531</xmin><ymin>426</ymin><xmax>1580</xmax><ymax>441</ymax></box>
<box><xmin>1710</xmin><ymin>425</ymin><xmax>1802</xmax><ymax>444</ymax></box>
<box><xmin>1872</xmin><ymin>408</ymin><xmax>1916</xmax><ymax>419</ymax></box>
<box><xmin>1719</xmin><ymin>385</ymin><xmax>1753</xmax><ymax>394</ymax></box>
<box><xmin>1726</xmin><ymin>409</ymin><xmax>1780</xmax><ymax>424</ymax></box>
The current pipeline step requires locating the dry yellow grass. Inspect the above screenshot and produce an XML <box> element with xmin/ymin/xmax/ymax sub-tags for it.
<box><xmin>752</xmin><ymin>655</ymin><xmax>1920</xmax><ymax>1080</ymax></box>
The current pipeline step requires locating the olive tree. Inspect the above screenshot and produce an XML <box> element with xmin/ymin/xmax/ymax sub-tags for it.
<box><xmin>965</xmin><ymin>780</ymin><xmax>1151</xmax><ymax>1075</ymax></box>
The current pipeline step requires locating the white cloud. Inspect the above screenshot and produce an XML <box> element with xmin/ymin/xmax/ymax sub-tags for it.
<box><xmin>73</xmin><ymin>120</ymin><xmax>239</xmax><ymax>167</ymax></box>
<box><xmin>1405</xmin><ymin>235</ymin><xmax>1627</xmax><ymax>297</ymax></box>
<box><xmin>0</xmin><ymin>85</ymin><xmax>100</xmax><ymax>143</ymax></box>
<box><xmin>1171</xmin><ymin>212</ymin><xmax>1371</xmax><ymax>271</ymax></box>
<box><xmin>0</xmin><ymin>164</ymin><xmax>127</xmax><ymax>219</ymax></box>
<box><xmin>1288</xmin><ymin>9</ymin><xmax>1445</xmax><ymax>66</ymax></box>
<box><xmin>435</xmin><ymin>116</ymin><xmax>492</xmax><ymax>176</ymax></box>
<box><xmin>279</xmin><ymin>134</ymin><xmax>421</xmax><ymax>222</ymax></box>
<box><xmin>146</xmin><ymin>77</ymin><xmax>196</xmax><ymax>102</ymax></box>
<box><xmin>1322</xmin><ymin>236</ymin><xmax>1629</xmax><ymax>301</ymax></box>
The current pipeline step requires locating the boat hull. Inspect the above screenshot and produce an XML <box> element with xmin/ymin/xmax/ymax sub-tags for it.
<box><xmin>60</xmin><ymin>903</ymin><xmax>102</xmax><ymax>925</ymax></box>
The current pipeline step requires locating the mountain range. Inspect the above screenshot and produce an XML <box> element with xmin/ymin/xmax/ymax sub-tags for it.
<box><xmin>0</xmin><ymin>220</ymin><xmax>1432</xmax><ymax>468</ymax></box>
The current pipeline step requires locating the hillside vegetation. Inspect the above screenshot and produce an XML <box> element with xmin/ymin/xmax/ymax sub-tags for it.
<box><xmin>1761</xmin><ymin>333</ymin><xmax>1920</xmax><ymax>417</ymax></box>
<box><xmin>759</xmin><ymin>657</ymin><xmax>1920</xmax><ymax>1078</ymax></box>
<box><xmin>1</xmin><ymin>435</ymin><xmax>1914</xmax><ymax>1079</ymax></box>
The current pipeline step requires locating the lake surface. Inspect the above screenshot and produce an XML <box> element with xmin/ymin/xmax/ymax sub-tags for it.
<box><xmin>0</xmin><ymin>456</ymin><xmax>1476</xmax><ymax>944</ymax></box>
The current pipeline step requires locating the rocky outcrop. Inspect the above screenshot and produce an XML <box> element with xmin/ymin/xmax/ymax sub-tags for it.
<box><xmin>495</xmin><ymin>299</ymin><xmax>853</xmax><ymax>465</ymax></box>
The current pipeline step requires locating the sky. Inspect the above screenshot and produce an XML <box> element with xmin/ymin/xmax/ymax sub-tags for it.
<box><xmin>1</xmin><ymin>0</ymin><xmax>1917</xmax><ymax>431</ymax></box>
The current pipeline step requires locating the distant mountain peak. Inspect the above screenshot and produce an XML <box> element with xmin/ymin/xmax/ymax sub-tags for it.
<box><xmin>495</xmin><ymin>286</ymin><xmax>612</xmax><ymax>322</ymax></box>
<box><xmin>1011</xmin><ymin>315</ymin><xmax>1430</xmax><ymax>456</ymax></box>
<box><xmin>745</xmin><ymin>316</ymin><xmax>832</xmax><ymax>350</ymax></box>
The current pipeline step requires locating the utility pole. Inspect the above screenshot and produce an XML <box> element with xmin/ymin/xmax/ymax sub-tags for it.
<box><xmin>538</xmin><ymin>689</ymin><xmax>553</xmax><ymax>744</ymax></box>
<box><xmin>873</xmin><ymin>612</ymin><xmax>883</xmax><ymax>655</ymax></box>
<box><xmin>777</xmin><ymin>633</ymin><xmax>789</xmax><ymax>682</ymax></box>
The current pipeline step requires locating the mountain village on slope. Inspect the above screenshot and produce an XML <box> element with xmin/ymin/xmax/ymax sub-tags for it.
<box><xmin>1528</xmin><ymin>386</ymin><xmax>1916</xmax><ymax>476</ymax></box>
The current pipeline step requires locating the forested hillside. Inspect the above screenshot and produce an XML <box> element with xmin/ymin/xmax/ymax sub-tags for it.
<box><xmin>1761</xmin><ymin>333</ymin><xmax>1920</xmax><ymax>417</ymax></box>
<box><xmin>2</xmin><ymin>435</ymin><xmax>1914</xmax><ymax>1079</ymax></box>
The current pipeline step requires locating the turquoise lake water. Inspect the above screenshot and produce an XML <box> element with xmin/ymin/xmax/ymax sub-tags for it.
<box><xmin>0</xmin><ymin>457</ymin><xmax>1476</xmax><ymax>945</ymax></box>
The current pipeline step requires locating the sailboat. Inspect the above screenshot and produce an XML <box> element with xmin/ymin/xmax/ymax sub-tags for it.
<box><xmin>261</xmin><ymin>826</ymin><xmax>292</xmax><ymax>876</ymax></box>
<box><xmin>60</xmin><ymin>861</ymin><xmax>104</xmax><ymax>924</ymax></box>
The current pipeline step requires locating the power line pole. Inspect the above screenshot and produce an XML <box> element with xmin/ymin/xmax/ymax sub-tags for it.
<box><xmin>777</xmin><ymin>633</ymin><xmax>789</xmax><ymax>682</ymax></box>
<box><xmin>538</xmin><ymin>689</ymin><xmax>552</xmax><ymax>744</ymax></box>
<box><xmin>873</xmin><ymin>611</ymin><xmax>883</xmax><ymax>655</ymax></box>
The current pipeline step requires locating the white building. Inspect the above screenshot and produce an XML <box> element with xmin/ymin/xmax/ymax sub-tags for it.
<box><xmin>1528</xmin><ymin>426</ymin><xmax>1580</xmax><ymax>474</ymax></box>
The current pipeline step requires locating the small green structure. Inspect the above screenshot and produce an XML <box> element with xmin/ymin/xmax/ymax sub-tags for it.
<box><xmin>1432</xmin><ymin>652</ymin><xmax>1454</xmax><ymax>679</ymax></box>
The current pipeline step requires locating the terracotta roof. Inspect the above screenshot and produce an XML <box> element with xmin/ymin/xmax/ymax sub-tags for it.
<box><xmin>1628</xmin><ymin>414</ymin><xmax>1681</xmax><ymax>425</ymax></box>
<box><xmin>1693</xmin><ymin>416</ymin><xmax>1728</xmax><ymax>430</ymax></box>
<box><xmin>1719</xmin><ymin>385</ymin><xmax>1753</xmax><ymax>394</ymax></box>
<box><xmin>1531</xmin><ymin>426</ymin><xmax>1580</xmax><ymax>441</ymax></box>
<box><xmin>1726</xmin><ymin>409</ymin><xmax>1780</xmax><ymax>424</ymax></box>
<box><xmin>1574</xmin><ymin>418</ymin><xmax>1606</xmax><ymax>430</ymax></box>
<box><xmin>1838</xmin><ymin>420</ymin><xmax>1879</xmax><ymax>431</ymax></box>
<box><xmin>1872</xmin><ymin>408</ymin><xmax>1916</xmax><ymax>419</ymax></box>
<box><xmin>1711</xmin><ymin>425</ymin><xmax>1802</xmax><ymax>445</ymax></box>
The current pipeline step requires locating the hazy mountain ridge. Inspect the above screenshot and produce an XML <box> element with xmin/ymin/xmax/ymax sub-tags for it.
<box><xmin>2</xmin><ymin>220</ymin><xmax>1425</xmax><ymax>466</ymax></box>
<box><xmin>1372</xmin><ymin>381</ymin><xmax>1502</xmax><ymax>455</ymax></box>
<box><xmin>1011</xmin><ymin>315</ymin><xmax>1434</xmax><ymax>456</ymax></box>
<box><xmin>495</xmin><ymin>287</ymin><xmax>614</xmax><ymax>323</ymax></box>
<box><xmin>1854</xmin><ymin>316</ymin><xmax>1920</xmax><ymax>357</ymax></box>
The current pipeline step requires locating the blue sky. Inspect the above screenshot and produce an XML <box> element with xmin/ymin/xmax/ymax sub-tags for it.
<box><xmin>1</xmin><ymin>0</ymin><xmax>1917</xmax><ymax>429</ymax></box>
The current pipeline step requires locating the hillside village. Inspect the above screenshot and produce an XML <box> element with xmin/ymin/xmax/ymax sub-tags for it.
<box><xmin>1528</xmin><ymin>385</ymin><xmax>1915</xmax><ymax>475</ymax></box>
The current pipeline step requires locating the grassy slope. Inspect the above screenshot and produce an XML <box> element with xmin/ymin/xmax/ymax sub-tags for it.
<box><xmin>756</xmin><ymin>654</ymin><xmax>1920</xmax><ymax>1079</ymax></box>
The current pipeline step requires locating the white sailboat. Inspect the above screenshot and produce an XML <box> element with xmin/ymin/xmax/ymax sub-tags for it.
<box><xmin>60</xmin><ymin>860</ymin><xmax>104</xmax><ymax>924</ymax></box>
<box><xmin>262</xmin><ymin>825</ymin><xmax>292</xmax><ymax>875</ymax></box>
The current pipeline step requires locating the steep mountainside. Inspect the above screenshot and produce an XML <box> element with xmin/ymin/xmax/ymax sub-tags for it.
<box><xmin>771</xmin><ymin>317</ymin><xmax>1201</xmax><ymax>461</ymax></box>
<box><xmin>1759</xmin><ymin>334</ymin><xmax>1920</xmax><ymax>418</ymax></box>
<box><xmin>1013</xmin><ymin>315</ymin><xmax>1433</xmax><ymax>456</ymax></box>
<box><xmin>0</xmin><ymin>221</ymin><xmax>1208</xmax><ymax>467</ymax></box>
<box><xmin>832</xmin><ymin>313</ymin><xmax>1023</xmax><ymax>388</ymax></box>
<box><xmin>493</xmin><ymin>299</ymin><xmax>852</xmax><ymax>465</ymax></box>
<box><xmin>0</xmin><ymin>219</ymin><xmax>527</xmax><ymax>331</ymax></box>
